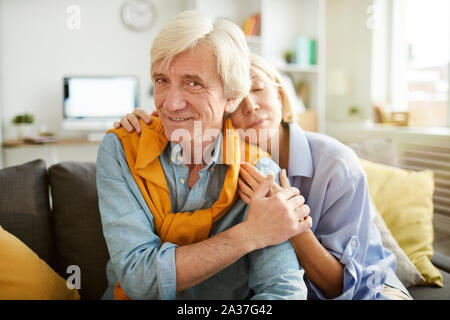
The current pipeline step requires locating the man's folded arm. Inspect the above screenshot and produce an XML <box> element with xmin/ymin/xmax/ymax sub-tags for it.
<box><xmin>97</xmin><ymin>133</ymin><xmax>180</xmax><ymax>299</ymax></box>
<box><xmin>248</xmin><ymin>241</ymin><xmax>307</xmax><ymax>300</ymax></box>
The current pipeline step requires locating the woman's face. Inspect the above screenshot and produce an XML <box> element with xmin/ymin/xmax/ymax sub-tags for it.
<box><xmin>230</xmin><ymin>67</ymin><xmax>282</xmax><ymax>146</ymax></box>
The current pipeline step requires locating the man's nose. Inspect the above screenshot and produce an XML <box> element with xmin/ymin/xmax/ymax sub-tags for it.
<box><xmin>163</xmin><ymin>85</ymin><xmax>186</xmax><ymax>112</ymax></box>
<box><xmin>241</xmin><ymin>95</ymin><xmax>259</xmax><ymax>115</ymax></box>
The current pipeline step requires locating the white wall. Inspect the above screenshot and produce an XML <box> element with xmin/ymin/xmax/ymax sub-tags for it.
<box><xmin>325</xmin><ymin>0</ymin><xmax>373</xmax><ymax>121</ymax></box>
<box><xmin>0</xmin><ymin>0</ymin><xmax>183</xmax><ymax>139</ymax></box>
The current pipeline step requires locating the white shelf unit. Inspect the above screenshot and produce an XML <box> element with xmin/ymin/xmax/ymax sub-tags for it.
<box><xmin>183</xmin><ymin>0</ymin><xmax>326</xmax><ymax>132</ymax></box>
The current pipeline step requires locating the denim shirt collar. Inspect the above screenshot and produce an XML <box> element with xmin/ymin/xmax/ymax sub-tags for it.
<box><xmin>288</xmin><ymin>122</ymin><xmax>314</xmax><ymax>178</ymax></box>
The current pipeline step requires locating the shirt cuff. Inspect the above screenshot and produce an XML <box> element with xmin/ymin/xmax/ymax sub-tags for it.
<box><xmin>306</xmin><ymin>236</ymin><xmax>363</xmax><ymax>300</ymax></box>
<box><xmin>156</xmin><ymin>241</ymin><xmax>178</xmax><ymax>300</ymax></box>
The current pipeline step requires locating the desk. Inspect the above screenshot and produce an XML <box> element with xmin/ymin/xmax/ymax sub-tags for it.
<box><xmin>1</xmin><ymin>138</ymin><xmax>100</xmax><ymax>168</ymax></box>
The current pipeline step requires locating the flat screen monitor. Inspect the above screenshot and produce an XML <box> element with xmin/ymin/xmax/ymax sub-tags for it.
<box><xmin>63</xmin><ymin>76</ymin><xmax>139</xmax><ymax>120</ymax></box>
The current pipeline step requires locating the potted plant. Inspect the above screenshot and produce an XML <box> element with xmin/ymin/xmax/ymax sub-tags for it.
<box><xmin>12</xmin><ymin>113</ymin><xmax>35</xmax><ymax>139</ymax></box>
<box><xmin>283</xmin><ymin>50</ymin><xmax>294</xmax><ymax>64</ymax></box>
<box><xmin>348</xmin><ymin>105</ymin><xmax>361</xmax><ymax>121</ymax></box>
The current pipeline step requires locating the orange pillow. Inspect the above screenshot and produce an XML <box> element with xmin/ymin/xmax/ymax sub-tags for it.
<box><xmin>0</xmin><ymin>226</ymin><xmax>80</xmax><ymax>300</ymax></box>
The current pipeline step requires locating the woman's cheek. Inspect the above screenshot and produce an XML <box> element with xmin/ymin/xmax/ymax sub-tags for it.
<box><xmin>231</xmin><ymin>114</ymin><xmax>243</xmax><ymax>129</ymax></box>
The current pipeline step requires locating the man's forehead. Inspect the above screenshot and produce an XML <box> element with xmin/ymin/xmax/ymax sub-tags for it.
<box><xmin>152</xmin><ymin>44</ymin><xmax>218</xmax><ymax>79</ymax></box>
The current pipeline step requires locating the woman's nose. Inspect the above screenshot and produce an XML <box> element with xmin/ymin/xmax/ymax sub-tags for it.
<box><xmin>241</xmin><ymin>95</ymin><xmax>258</xmax><ymax>115</ymax></box>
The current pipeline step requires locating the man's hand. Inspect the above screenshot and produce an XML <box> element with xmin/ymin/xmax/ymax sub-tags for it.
<box><xmin>240</xmin><ymin>172</ymin><xmax>312</xmax><ymax>251</ymax></box>
<box><xmin>113</xmin><ymin>108</ymin><xmax>156</xmax><ymax>134</ymax></box>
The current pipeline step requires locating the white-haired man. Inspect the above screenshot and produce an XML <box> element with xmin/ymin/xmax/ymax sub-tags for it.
<box><xmin>96</xmin><ymin>11</ymin><xmax>311</xmax><ymax>300</ymax></box>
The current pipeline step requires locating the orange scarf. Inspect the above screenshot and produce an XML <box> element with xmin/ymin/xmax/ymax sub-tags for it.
<box><xmin>107</xmin><ymin>117</ymin><xmax>267</xmax><ymax>300</ymax></box>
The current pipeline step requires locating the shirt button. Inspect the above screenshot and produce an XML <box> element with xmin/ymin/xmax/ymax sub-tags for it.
<box><xmin>180</xmin><ymin>178</ymin><xmax>185</xmax><ymax>184</ymax></box>
<box><xmin>347</xmin><ymin>247</ymin><xmax>353</xmax><ymax>256</ymax></box>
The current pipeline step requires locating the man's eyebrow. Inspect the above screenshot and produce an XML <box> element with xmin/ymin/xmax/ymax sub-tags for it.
<box><xmin>152</xmin><ymin>72</ymin><xmax>165</xmax><ymax>79</ymax></box>
<box><xmin>183</xmin><ymin>74</ymin><xmax>205</xmax><ymax>83</ymax></box>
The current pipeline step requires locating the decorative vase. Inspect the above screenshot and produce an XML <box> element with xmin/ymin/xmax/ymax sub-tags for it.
<box><xmin>15</xmin><ymin>124</ymin><xmax>34</xmax><ymax>140</ymax></box>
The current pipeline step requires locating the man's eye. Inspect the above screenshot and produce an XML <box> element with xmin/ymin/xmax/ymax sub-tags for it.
<box><xmin>251</xmin><ymin>87</ymin><xmax>264</xmax><ymax>92</ymax></box>
<box><xmin>187</xmin><ymin>81</ymin><xmax>202</xmax><ymax>89</ymax></box>
<box><xmin>155</xmin><ymin>78</ymin><xmax>167</xmax><ymax>84</ymax></box>
<box><xmin>189</xmin><ymin>81</ymin><xmax>200</xmax><ymax>87</ymax></box>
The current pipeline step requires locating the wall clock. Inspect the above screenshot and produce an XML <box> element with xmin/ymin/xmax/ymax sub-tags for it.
<box><xmin>121</xmin><ymin>0</ymin><xmax>156</xmax><ymax>32</ymax></box>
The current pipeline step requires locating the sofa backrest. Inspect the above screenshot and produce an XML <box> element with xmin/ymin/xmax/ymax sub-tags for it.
<box><xmin>49</xmin><ymin>161</ymin><xmax>109</xmax><ymax>300</ymax></box>
<box><xmin>0</xmin><ymin>160</ymin><xmax>54</xmax><ymax>265</ymax></box>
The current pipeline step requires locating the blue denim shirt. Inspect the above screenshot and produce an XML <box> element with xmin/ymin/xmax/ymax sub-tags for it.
<box><xmin>96</xmin><ymin>131</ymin><xmax>307</xmax><ymax>300</ymax></box>
<box><xmin>287</xmin><ymin>123</ymin><xmax>410</xmax><ymax>300</ymax></box>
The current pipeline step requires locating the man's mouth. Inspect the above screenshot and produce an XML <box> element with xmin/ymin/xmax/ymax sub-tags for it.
<box><xmin>168</xmin><ymin>117</ymin><xmax>192</xmax><ymax>122</ymax></box>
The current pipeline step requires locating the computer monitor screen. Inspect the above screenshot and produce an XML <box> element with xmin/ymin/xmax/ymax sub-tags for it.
<box><xmin>63</xmin><ymin>76</ymin><xmax>138</xmax><ymax>119</ymax></box>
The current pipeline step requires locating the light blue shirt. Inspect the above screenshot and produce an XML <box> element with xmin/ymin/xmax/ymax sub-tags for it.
<box><xmin>287</xmin><ymin>123</ymin><xmax>410</xmax><ymax>300</ymax></box>
<box><xmin>96</xmin><ymin>130</ymin><xmax>307</xmax><ymax>300</ymax></box>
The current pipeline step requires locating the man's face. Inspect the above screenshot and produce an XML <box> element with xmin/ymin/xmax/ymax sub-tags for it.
<box><xmin>152</xmin><ymin>43</ymin><xmax>234</xmax><ymax>144</ymax></box>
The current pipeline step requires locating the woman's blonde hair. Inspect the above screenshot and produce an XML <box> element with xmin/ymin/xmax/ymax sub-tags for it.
<box><xmin>150</xmin><ymin>10</ymin><xmax>251</xmax><ymax>108</ymax></box>
<box><xmin>249</xmin><ymin>53</ymin><xmax>297</xmax><ymax>123</ymax></box>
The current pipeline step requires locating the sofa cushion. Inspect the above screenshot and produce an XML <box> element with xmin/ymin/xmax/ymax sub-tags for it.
<box><xmin>431</xmin><ymin>252</ymin><xmax>450</xmax><ymax>274</ymax></box>
<box><xmin>348</xmin><ymin>138</ymin><xmax>400</xmax><ymax>167</ymax></box>
<box><xmin>361</xmin><ymin>159</ymin><xmax>442</xmax><ymax>287</ymax></box>
<box><xmin>409</xmin><ymin>268</ymin><xmax>450</xmax><ymax>300</ymax></box>
<box><xmin>373</xmin><ymin>206</ymin><xmax>424</xmax><ymax>287</ymax></box>
<box><xmin>49</xmin><ymin>162</ymin><xmax>109</xmax><ymax>300</ymax></box>
<box><xmin>0</xmin><ymin>159</ymin><xmax>53</xmax><ymax>265</ymax></box>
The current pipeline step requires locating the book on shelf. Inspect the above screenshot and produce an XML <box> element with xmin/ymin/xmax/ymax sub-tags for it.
<box><xmin>293</xmin><ymin>37</ymin><xmax>317</xmax><ymax>66</ymax></box>
<box><xmin>242</xmin><ymin>13</ymin><xmax>260</xmax><ymax>36</ymax></box>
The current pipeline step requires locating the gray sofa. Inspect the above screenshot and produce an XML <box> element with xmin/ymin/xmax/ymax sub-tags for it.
<box><xmin>0</xmin><ymin>159</ymin><xmax>449</xmax><ymax>300</ymax></box>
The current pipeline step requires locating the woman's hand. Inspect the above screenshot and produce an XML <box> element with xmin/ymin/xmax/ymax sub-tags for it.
<box><xmin>113</xmin><ymin>108</ymin><xmax>156</xmax><ymax>134</ymax></box>
<box><xmin>242</xmin><ymin>173</ymin><xmax>311</xmax><ymax>249</ymax></box>
<box><xmin>239</xmin><ymin>165</ymin><xmax>343</xmax><ymax>298</ymax></box>
<box><xmin>238</xmin><ymin>163</ymin><xmax>311</xmax><ymax>226</ymax></box>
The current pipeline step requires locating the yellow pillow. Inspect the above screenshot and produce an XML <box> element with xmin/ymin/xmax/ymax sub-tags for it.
<box><xmin>360</xmin><ymin>159</ymin><xmax>443</xmax><ymax>287</ymax></box>
<box><xmin>0</xmin><ymin>226</ymin><xmax>80</xmax><ymax>300</ymax></box>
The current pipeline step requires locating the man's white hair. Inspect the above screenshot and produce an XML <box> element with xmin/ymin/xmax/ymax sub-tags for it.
<box><xmin>150</xmin><ymin>10</ymin><xmax>251</xmax><ymax>110</ymax></box>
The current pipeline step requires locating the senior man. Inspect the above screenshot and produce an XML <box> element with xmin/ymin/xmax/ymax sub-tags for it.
<box><xmin>96</xmin><ymin>11</ymin><xmax>311</xmax><ymax>300</ymax></box>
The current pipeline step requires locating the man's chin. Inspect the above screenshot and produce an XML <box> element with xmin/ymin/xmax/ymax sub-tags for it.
<box><xmin>163</xmin><ymin>127</ymin><xmax>192</xmax><ymax>145</ymax></box>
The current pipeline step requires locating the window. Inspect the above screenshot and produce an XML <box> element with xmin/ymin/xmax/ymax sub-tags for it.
<box><xmin>372</xmin><ymin>0</ymin><xmax>450</xmax><ymax>127</ymax></box>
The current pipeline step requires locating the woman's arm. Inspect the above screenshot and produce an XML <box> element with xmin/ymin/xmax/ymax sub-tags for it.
<box><xmin>289</xmin><ymin>230</ymin><xmax>343</xmax><ymax>298</ymax></box>
<box><xmin>239</xmin><ymin>164</ymin><xmax>344</xmax><ymax>298</ymax></box>
<box><xmin>175</xmin><ymin>174</ymin><xmax>307</xmax><ymax>293</ymax></box>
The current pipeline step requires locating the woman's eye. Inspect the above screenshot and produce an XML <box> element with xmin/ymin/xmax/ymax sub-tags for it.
<box><xmin>251</xmin><ymin>86</ymin><xmax>264</xmax><ymax>92</ymax></box>
<box><xmin>251</xmin><ymin>80</ymin><xmax>265</xmax><ymax>92</ymax></box>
